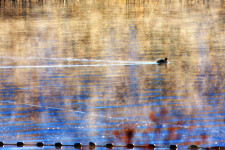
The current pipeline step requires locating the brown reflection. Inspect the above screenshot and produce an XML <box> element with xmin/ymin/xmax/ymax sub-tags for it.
<box><xmin>0</xmin><ymin>0</ymin><xmax>225</xmax><ymax>146</ymax></box>
<box><xmin>114</xmin><ymin>124</ymin><xmax>136</xmax><ymax>144</ymax></box>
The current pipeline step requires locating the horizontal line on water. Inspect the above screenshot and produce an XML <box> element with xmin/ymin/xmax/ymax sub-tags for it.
<box><xmin>0</xmin><ymin>63</ymin><xmax>151</xmax><ymax>69</ymax></box>
<box><xmin>0</xmin><ymin>100</ymin><xmax>151</xmax><ymax>124</ymax></box>
<box><xmin>0</xmin><ymin>56</ymin><xmax>157</xmax><ymax>65</ymax></box>
<box><xmin>0</xmin><ymin>56</ymin><xmax>159</xmax><ymax>69</ymax></box>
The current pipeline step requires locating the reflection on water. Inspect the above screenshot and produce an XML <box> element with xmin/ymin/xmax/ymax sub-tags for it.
<box><xmin>0</xmin><ymin>0</ymin><xmax>225</xmax><ymax>149</ymax></box>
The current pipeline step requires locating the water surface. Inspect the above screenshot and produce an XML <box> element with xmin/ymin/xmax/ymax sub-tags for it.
<box><xmin>0</xmin><ymin>0</ymin><xmax>225</xmax><ymax>149</ymax></box>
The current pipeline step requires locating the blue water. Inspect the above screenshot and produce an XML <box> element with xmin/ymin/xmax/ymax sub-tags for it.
<box><xmin>0</xmin><ymin>57</ymin><xmax>224</xmax><ymax>149</ymax></box>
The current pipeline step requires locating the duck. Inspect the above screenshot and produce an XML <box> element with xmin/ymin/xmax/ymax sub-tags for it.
<box><xmin>157</xmin><ymin>58</ymin><xmax>168</xmax><ymax>64</ymax></box>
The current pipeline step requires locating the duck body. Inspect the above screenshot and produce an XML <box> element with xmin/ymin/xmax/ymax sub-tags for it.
<box><xmin>157</xmin><ymin>58</ymin><xmax>168</xmax><ymax>64</ymax></box>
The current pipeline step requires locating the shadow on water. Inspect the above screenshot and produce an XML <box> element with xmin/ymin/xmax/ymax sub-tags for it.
<box><xmin>0</xmin><ymin>0</ymin><xmax>225</xmax><ymax>149</ymax></box>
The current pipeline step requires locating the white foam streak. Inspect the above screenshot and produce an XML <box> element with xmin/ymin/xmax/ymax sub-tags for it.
<box><xmin>1</xmin><ymin>56</ymin><xmax>155</xmax><ymax>64</ymax></box>
<box><xmin>0</xmin><ymin>56</ymin><xmax>156</xmax><ymax>69</ymax></box>
<box><xmin>0</xmin><ymin>63</ymin><xmax>148</xmax><ymax>69</ymax></box>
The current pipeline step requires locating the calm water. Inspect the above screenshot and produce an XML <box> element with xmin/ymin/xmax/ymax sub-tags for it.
<box><xmin>0</xmin><ymin>0</ymin><xmax>225</xmax><ymax>149</ymax></box>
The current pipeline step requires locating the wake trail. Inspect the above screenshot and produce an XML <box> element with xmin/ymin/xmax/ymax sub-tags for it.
<box><xmin>0</xmin><ymin>56</ymin><xmax>157</xmax><ymax>69</ymax></box>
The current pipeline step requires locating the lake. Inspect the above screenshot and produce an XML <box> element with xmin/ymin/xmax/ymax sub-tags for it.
<box><xmin>0</xmin><ymin>0</ymin><xmax>224</xmax><ymax>149</ymax></box>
